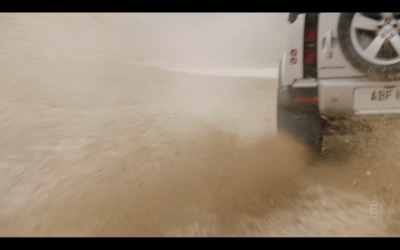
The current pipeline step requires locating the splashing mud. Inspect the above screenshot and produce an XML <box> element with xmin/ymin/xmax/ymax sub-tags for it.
<box><xmin>0</xmin><ymin>122</ymin><xmax>310</xmax><ymax>237</ymax></box>
<box><xmin>314</xmin><ymin>116</ymin><xmax>400</xmax><ymax>236</ymax></box>
<box><xmin>3</xmin><ymin>114</ymin><xmax>400</xmax><ymax>237</ymax></box>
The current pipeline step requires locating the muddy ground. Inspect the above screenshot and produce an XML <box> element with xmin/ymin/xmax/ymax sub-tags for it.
<box><xmin>0</xmin><ymin>13</ymin><xmax>400</xmax><ymax>237</ymax></box>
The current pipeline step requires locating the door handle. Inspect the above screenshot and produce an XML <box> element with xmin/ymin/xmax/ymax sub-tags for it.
<box><xmin>322</xmin><ymin>30</ymin><xmax>333</xmax><ymax>59</ymax></box>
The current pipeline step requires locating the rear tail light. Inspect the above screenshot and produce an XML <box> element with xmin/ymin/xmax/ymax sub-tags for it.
<box><xmin>303</xmin><ymin>13</ymin><xmax>318</xmax><ymax>78</ymax></box>
<box><xmin>304</xmin><ymin>27</ymin><xmax>317</xmax><ymax>43</ymax></box>
<box><xmin>304</xmin><ymin>49</ymin><xmax>316</xmax><ymax>65</ymax></box>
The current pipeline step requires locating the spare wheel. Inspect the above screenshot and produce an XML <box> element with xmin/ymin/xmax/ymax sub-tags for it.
<box><xmin>338</xmin><ymin>13</ymin><xmax>400</xmax><ymax>81</ymax></box>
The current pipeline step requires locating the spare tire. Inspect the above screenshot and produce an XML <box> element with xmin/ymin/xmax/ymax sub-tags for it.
<box><xmin>338</xmin><ymin>13</ymin><xmax>400</xmax><ymax>81</ymax></box>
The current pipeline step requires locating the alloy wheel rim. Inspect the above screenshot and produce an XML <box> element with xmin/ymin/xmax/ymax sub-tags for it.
<box><xmin>350</xmin><ymin>12</ymin><xmax>400</xmax><ymax>65</ymax></box>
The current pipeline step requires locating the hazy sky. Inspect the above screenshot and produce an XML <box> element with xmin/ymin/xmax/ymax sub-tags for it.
<box><xmin>118</xmin><ymin>13</ymin><xmax>290</xmax><ymax>68</ymax></box>
<box><xmin>0</xmin><ymin>13</ymin><xmax>290</xmax><ymax>69</ymax></box>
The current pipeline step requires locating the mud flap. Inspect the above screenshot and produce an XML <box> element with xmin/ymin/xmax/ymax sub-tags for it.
<box><xmin>277</xmin><ymin>86</ymin><xmax>323</xmax><ymax>154</ymax></box>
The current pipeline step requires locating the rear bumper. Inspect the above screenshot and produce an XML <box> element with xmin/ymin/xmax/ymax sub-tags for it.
<box><xmin>318</xmin><ymin>78</ymin><xmax>400</xmax><ymax>117</ymax></box>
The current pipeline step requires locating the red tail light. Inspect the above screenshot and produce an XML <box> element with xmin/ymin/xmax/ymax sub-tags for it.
<box><xmin>303</xmin><ymin>13</ymin><xmax>318</xmax><ymax>78</ymax></box>
<box><xmin>304</xmin><ymin>27</ymin><xmax>317</xmax><ymax>43</ymax></box>
<box><xmin>304</xmin><ymin>49</ymin><xmax>316</xmax><ymax>65</ymax></box>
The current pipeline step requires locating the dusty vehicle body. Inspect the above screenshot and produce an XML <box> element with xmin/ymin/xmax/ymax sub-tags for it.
<box><xmin>278</xmin><ymin>12</ymin><xmax>400</xmax><ymax>153</ymax></box>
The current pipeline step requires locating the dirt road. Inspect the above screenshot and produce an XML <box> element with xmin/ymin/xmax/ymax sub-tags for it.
<box><xmin>0</xmin><ymin>13</ymin><xmax>399</xmax><ymax>237</ymax></box>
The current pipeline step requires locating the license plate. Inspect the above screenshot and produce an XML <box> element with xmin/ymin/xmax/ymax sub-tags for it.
<box><xmin>354</xmin><ymin>87</ymin><xmax>400</xmax><ymax>112</ymax></box>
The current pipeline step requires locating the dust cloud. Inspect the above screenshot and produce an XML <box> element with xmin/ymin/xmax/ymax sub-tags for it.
<box><xmin>0</xmin><ymin>13</ymin><xmax>399</xmax><ymax>237</ymax></box>
<box><xmin>2</xmin><ymin>128</ymin><xmax>310</xmax><ymax>237</ymax></box>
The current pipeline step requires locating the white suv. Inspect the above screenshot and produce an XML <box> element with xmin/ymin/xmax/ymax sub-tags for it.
<box><xmin>277</xmin><ymin>12</ymin><xmax>400</xmax><ymax>154</ymax></box>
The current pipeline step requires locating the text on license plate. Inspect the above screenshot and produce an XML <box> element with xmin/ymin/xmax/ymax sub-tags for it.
<box><xmin>354</xmin><ymin>87</ymin><xmax>400</xmax><ymax>111</ymax></box>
